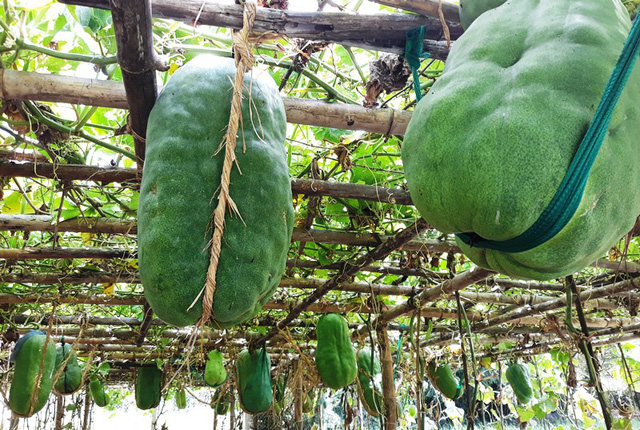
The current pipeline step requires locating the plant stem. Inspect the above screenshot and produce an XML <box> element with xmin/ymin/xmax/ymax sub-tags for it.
<box><xmin>344</xmin><ymin>46</ymin><xmax>367</xmax><ymax>87</ymax></box>
<box><xmin>15</xmin><ymin>39</ymin><xmax>118</xmax><ymax>65</ymax></box>
<box><xmin>22</xmin><ymin>101</ymin><xmax>136</xmax><ymax>160</ymax></box>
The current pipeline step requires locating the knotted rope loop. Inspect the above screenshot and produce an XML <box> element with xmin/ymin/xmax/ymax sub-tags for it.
<box><xmin>196</xmin><ymin>0</ymin><xmax>257</xmax><ymax>328</ymax></box>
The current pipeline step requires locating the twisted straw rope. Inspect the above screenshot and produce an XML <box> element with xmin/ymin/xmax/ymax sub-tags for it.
<box><xmin>197</xmin><ymin>1</ymin><xmax>257</xmax><ymax>327</ymax></box>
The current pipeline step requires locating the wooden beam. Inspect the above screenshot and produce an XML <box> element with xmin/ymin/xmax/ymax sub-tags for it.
<box><xmin>58</xmin><ymin>0</ymin><xmax>461</xmax><ymax>57</ymax></box>
<box><xmin>0</xmin><ymin>247</ymin><xmax>135</xmax><ymax>259</ymax></box>
<box><xmin>370</xmin><ymin>0</ymin><xmax>460</xmax><ymax>23</ymax></box>
<box><xmin>0</xmin><ymin>214</ymin><xmax>456</xmax><ymax>253</ymax></box>
<box><xmin>371</xmin><ymin>266</ymin><xmax>495</xmax><ymax>328</ymax></box>
<box><xmin>109</xmin><ymin>0</ymin><xmax>160</xmax><ymax>167</ymax></box>
<box><xmin>254</xmin><ymin>218</ymin><xmax>430</xmax><ymax>346</ymax></box>
<box><xmin>0</xmin><ymin>293</ymin><xmax>480</xmax><ymax>320</ymax></box>
<box><xmin>0</xmin><ymin>160</ymin><xmax>413</xmax><ymax>204</ymax></box>
<box><xmin>0</xmin><ymin>69</ymin><xmax>412</xmax><ymax>135</ymax></box>
<box><xmin>474</xmin><ymin>277</ymin><xmax>639</xmax><ymax>330</ymax></box>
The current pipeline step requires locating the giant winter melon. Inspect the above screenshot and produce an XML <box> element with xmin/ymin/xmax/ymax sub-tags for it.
<box><xmin>402</xmin><ymin>0</ymin><xmax>640</xmax><ymax>280</ymax></box>
<box><xmin>139</xmin><ymin>55</ymin><xmax>294</xmax><ymax>327</ymax></box>
<box><xmin>9</xmin><ymin>331</ymin><xmax>57</xmax><ymax>417</ymax></box>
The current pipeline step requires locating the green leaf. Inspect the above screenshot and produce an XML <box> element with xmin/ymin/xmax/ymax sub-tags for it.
<box><xmin>1</xmin><ymin>192</ymin><xmax>26</xmax><ymax>214</ymax></box>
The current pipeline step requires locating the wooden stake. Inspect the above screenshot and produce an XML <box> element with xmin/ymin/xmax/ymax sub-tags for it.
<box><xmin>378</xmin><ymin>325</ymin><xmax>398</xmax><ymax>429</ymax></box>
<box><xmin>82</xmin><ymin>386</ymin><xmax>91</xmax><ymax>430</ymax></box>
<box><xmin>294</xmin><ymin>361</ymin><xmax>303</xmax><ymax>430</ymax></box>
<box><xmin>55</xmin><ymin>394</ymin><xmax>65</xmax><ymax>430</ymax></box>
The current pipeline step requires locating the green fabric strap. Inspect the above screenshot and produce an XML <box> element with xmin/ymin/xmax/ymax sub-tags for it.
<box><xmin>404</xmin><ymin>26</ymin><xmax>431</xmax><ymax>101</ymax></box>
<box><xmin>457</xmin><ymin>17</ymin><xmax>640</xmax><ymax>253</ymax></box>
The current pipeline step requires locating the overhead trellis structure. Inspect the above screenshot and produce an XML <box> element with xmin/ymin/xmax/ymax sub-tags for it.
<box><xmin>0</xmin><ymin>0</ymin><xmax>639</xmax><ymax>429</ymax></box>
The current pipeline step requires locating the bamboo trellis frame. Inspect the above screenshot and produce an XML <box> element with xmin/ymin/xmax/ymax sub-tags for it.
<box><xmin>1</xmin><ymin>1</ymin><xmax>639</xmax><ymax>427</ymax></box>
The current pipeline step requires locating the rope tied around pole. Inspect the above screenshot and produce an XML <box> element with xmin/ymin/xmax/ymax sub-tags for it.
<box><xmin>194</xmin><ymin>0</ymin><xmax>257</xmax><ymax>328</ymax></box>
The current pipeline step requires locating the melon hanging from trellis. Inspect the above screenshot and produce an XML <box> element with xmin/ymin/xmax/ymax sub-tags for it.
<box><xmin>402</xmin><ymin>0</ymin><xmax>640</xmax><ymax>280</ymax></box>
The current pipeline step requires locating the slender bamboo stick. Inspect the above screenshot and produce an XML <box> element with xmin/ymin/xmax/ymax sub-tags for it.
<box><xmin>0</xmin><ymin>160</ymin><xmax>412</xmax><ymax>203</ymax></box>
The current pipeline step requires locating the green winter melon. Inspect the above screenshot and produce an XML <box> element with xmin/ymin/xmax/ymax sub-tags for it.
<box><xmin>9</xmin><ymin>331</ymin><xmax>57</xmax><ymax>417</ymax></box>
<box><xmin>236</xmin><ymin>347</ymin><xmax>272</xmax><ymax>414</ymax></box>
<box><xmin>458</xmin><ymin>0</ymin><xmax>506</xmax><ymax>30</ymax></box>
<box><xmin>204</xmin><ymin>350</ymin><xmax>227</xmax><ymax>387</ymax></box>
<box><xmin>53</xmin><ymin>343</ymin><xmax>83</xmax><ymax>395</ymax></box>
<box><xmin>212</xmin><ymin>388</ymin><xmax>231</xmax><ymax>415</ymax></box>
<box><xmin>136</xmin><ymin>366</ymin><xmax>163</xmax><ymax>410</ymax></box>
<box><xmin>356</xmin><ymin>348</ymin><xmax>384</xmax><ymax>417</ymax></box>
<box><xmin>427</xmin><ymin>363</ymin><xmax>463</xmax><ymax>400</ymax></box>
<box><xmin>315</xmin><ymin>314</ymin><xmax>357</xmax><ymax>389</ymax></box>
<box><xmin>402</xmin><ymin>0</ymin><xmax>640</xmax><ymax>280</ymax></box>
<box><xmin>139</xmin><ymin>55</ymin><xmax>294</xmax><ymax>327</ymax></box>
<box><xmin>89</xmin><ymin>375</ymin><xmax>109</xmax><ymax>407</ymax></box>
<box><xmin>175</xmin><ymin>387</ymin><xmax>187</xmax><ymax>409</ymax></box>
<box><xmin>505</xmin><ymin>363</ymin><xmax>533</xmax><ymax>404</ymax></box>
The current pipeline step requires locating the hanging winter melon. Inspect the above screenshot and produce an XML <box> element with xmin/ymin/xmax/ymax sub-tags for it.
<box><xmin>356</xmin><ymin>348</ymin><xmax>384</xmax><ymax>416</ymax></box>
<box><xmin>315</xmin><ymin>314</ymin><xmax>357</xmax><ymax>389</ymax></box>
<box><xmin>53</xmin><ymin>342</ymin><xmax>83</xmax><ymax>395</ymax></box>
<box><xmin>402</xmin><ymin>0</ymin><xmax>640</xmax><ymax>280</ymax></box>
<box><xmin>9</xmin><ymin>331</ymin><xmax>57</xmax><ymax>417</ymax></box>
<box><xmin>204</xmin><ymin>350</ymin><xmax>227</xmax><ymax>387</ymax></box>
<box><xmin>426</xmin><ymin>363</ymin><xmax>463</xmax><ymax>400</ymax></box>
<box><xmin>139</xmin><ymin>55</ymin><xmax>294</xmax><ymax>327</ymax></box>
<box><xmin>136</xmin><ymin>365</ymin><xmax>163</xmax><ymax>410</ymax></box>
<box><xmin>505</xmin><ymin>363</ymin><xmax>533</xmax><ymax>404</ymax></box>
<box><xmin>89</xmin><ymin>375</ymin><xmax>109</xmax><ymax>407</ymax></box>
<box><xmin>236</xmin><ymin>347</ymin><xmax>272</xmax><ymax>414</ymax></box>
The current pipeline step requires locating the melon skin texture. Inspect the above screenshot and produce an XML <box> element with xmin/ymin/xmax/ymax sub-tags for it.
<box><xmin>9</xmin><ymin>331</ymin><xmax>57</xmax><ymax>417</ymax></box>
<box><xmin>139</xmin><ymin>55</ymin><xmax>294</xmax><ymax>327</ymax></box>
<box><xmin>235</xmin><ymin>347</ymin><xmax>272</xmax><ymax>414</ymax></box>
<box><xmin>402</xmin><ymin>0</ymin><xmax>640</xmax><ymax>280</ymax></box>
<box><xmin>458</xmin><ymin>0</ymin><xmax>507</xmax><ymax>30</ymax></box>
<box><xmin>315</xmin><ymin>314</ymin><xmax>357</xmax><ymax>389</ymax></box>
<box><xmin>53</xmin><ymin>343</ymin><xmax>83</xmax><ymax>395</ymax></box>
<box><xmin>136</xmin><ymin>366</ymin><xmax>163</xmax><ymax>410</ymax></box>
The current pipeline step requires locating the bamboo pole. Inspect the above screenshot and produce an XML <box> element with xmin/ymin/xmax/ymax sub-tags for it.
<box><xmin>474</xmin><ymin>277</ymin><xmax>639</xmax><ymax>330</ymax></box>
<box><xmin>0</xmin><ymin>214</ymin><xmax>459</xmax><ymax>254</ymax></box>
<box><xmin>378</xmin><ymin>325</ymin><xmax>398</xmax><ymax>429</ymax></box>
<box><xmin>369</xmin><ymin>0</ymin><xmax>461</xmax><ymax>23</ymax></box>
<box><xmin>0</xmin><ymin>70</ymin><xmax>413</xmax><ymax>135</ymax></box>
<box><xmin>57</xmin><ymin>0</ymin><xmax>460</xmax><ymax>57</ymax></box>
<box><xmin>253</xmin><ymin>218</ymin><xmax>430</xmax><ymax>346</ymax></box>
<box><xmin>0</xmin><ymin>159</ymin><xmax>413</xmax><ymax>204</ymax></box>
<box><xmin>369</xmin><ymin>267</ymin><xmax>495</xmax><ymax>329</ymax></box>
